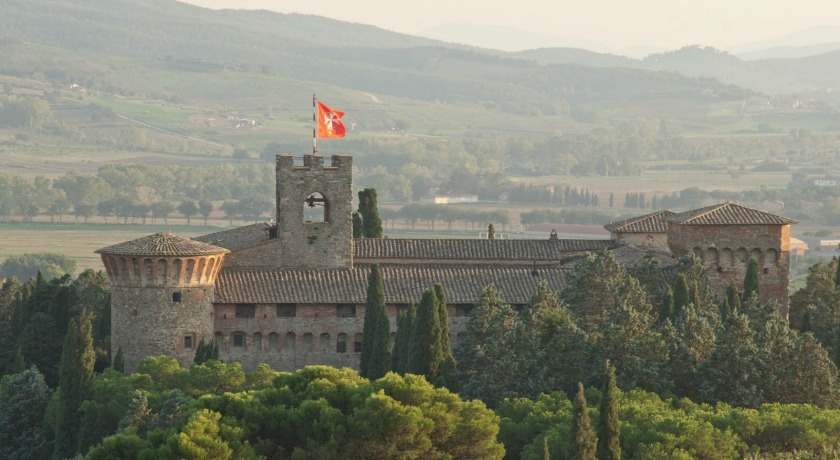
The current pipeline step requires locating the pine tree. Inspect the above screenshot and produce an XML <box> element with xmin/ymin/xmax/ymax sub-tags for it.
<box><xmin>357</xmin><ymin>189</ymin><xmax>383</xmax><ymax>238</ymax></box>
<box><xmin>571</xmin><ymin>382</ymin><xmax>597</xmax><ymax>460</ymax></box>
<box><xmin>112</xmin><ymin>346</ymin><xmax>125</xmax><ymax>373</ymax></box>
<box><xmin>407</xmin><ymin>288</ymin><xmax>443</xmax><ymax>380</ymax></box>
<box><xmin>53</xmin><ymin>311</ymin><xmax>95</xmax><ymax>459</ymax></box>
<box><xmin>597</xmin><ymin>360</ymin><xmax>621</xmax><ymax>460</ymax></box>
<box><xmin>360</xmin><ymin>264</ymin><xmax>390</xmax><ymax>379</ymax></box>
<box><xmin>743</xmin><ymin>257</ymin><xmax>760</xmax><ymax>302</ymax></box>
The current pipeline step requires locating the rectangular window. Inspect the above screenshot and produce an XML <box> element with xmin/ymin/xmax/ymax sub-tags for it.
<box><xmin>277</xmin><ymin>304</ymin><xmax>297</xmax><ymax>317</ymax></box>
<box><xmin>233</xmin><ymin>333</ymin><xmax>245</xmax><ymax>347</ymax></box>
<box><xmin>184</xmin><ymin>336</ymin><xmax>193</xmax><ymax>349</ymax></box>
<box><xmin>336</xmin><ymin>304</ymin><xmax>356</xmax><ymax>318</ymax></box>
<box><xmin>172</xmin><ymin>292</ymin><xmax>182</xmax><ymax>302</ymax></box>
<box><xmin>236</xmin><ymin>304</ymin><xmax>256</xmax><ymax>318</ymax></box>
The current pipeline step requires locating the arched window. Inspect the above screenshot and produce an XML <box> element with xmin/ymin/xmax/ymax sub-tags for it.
<box><xmin>303</xmin><ymin>191</ymin><xmax>328</xmax><ymax>223</ymax></box>
<box><xmin>285</xmin><ymin>332</ymin><xmax>296</xmax><ymax>354</ymax></box>
<box><xmin>253</xmin><ymin>332</ymin><xmax>263</xmax><ymax>353</ymax></box>
<box><xmin>303</xmin><ymin>333</ymin><xmax>314</xmax><ymax>352</ymax></box>
<box><xmin>336</xmin><ymin>333</ymin><xmax>347</xmax><ymax>353</ymax></box>
<box><xmin>268</xmin><ymin>332</ymin><xmax>280</xmax><ymax>352</ymax></box>
<box><xmin>354</xmin><ymin>333</ymin><xmax>363</xmax><ymax>353</ymax></box>
<box><xmin>320</xmin><ymin>333</ymin><xmax>331</xmax><ymax>352</ymax></box>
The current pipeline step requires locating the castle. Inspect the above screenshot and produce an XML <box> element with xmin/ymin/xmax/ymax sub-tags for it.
<box><xmin>96</xmin><ymin>154</ymin><xmax>797</xmax><ymax>373</ymax></box>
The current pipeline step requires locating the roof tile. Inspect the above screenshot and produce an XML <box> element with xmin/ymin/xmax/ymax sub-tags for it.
<box><xmin>96</xmin><ymin>232</ymin><xmax>229</xmax><ymax>257</ymax></box>
<box><xmin>665</xmin><ymin>202</ymin><xmax>797</xmax><ymax>225</ymax></box>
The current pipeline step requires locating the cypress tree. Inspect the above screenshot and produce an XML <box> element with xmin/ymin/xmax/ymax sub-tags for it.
<box><xmin>597</xmin><ymin>360</ymin><xmax>621</xmax><ymax>460</ymax></box>
<box><xmin>352</xmin><ymin>212</ymin><xmax>363</xmax><ymax>238</ymax></box>
<box><xmin>407</xmin><ymin>288</ymin><xmax>443</xmax><ymax>380</ymax></box>
<box><xmin>743</xmin><ymin>257</ymin><xmax>760</xmax><ymax>302</ymax></box>
<box><xmin>488</xmin><ymin>224</ymin><xmax>495</xmax><ymax>240</ymax></box>
<box><xmin>724</xmin><ymin>280</ymin><xmax>741</xmax><ymax>318</ymax></box>
<box><xmin>392</xmin><ymin>302</ymin><xmax>416</xmax><ymax>373</ymax></box>
<box><xmin>834</xmin><ymin>256</ymin><xmax>840</xmax><ymax>290</ymax></box>
<box><xmin>368</xmin><ymin>300</ymin><xmax>391</xmax><ymax>379</ymax></box>
<box><xmin>112</xmin><ymin>346</ymin><xmax>125</xmax><ymax>373</ymax></box>
<box><xmin>673</xmin><ymin>273</ymin><xmax>690</xmax><ymax>314</ymax></box>
<box><xmin>53</xmin><ymin>311</ymin><xmax>95</xmax><ymax>460</ymax></box>
<box><xmin>571</xmin><ymin>382</ymin><xmax>597</xmax><ymax>460</ymax></box>
<box><xmin>434</xmin><ymin>283</ymin><xmax>451</xmax><ymax>358</ymax></box>
<box><xmin>360</xmin><ymin>264</ymin><xmax>388</xmax><ymax>378</ymax></box>
<box><xmin>12</xmin><ymin>346</ymin><xmax>26</xmax><ymax>374</ymax></box>
<box><xmin>209</xmin><ymin>338</ymin><xmax>219</xmax><ymax>360</ymax></box>
<box><xmin>194</xmin><ymin>339</ymin><xmax>206</xmax><ymax>365</ymax></box>
<box><xmin>358</xmin><ymin>189</ymin><xmax>383</xmax><ymax>238</ymax></box>
<box><xmin>659</xmin><ymin>286</ymin><xmax>674</xmax><ymax>322</ymax></box>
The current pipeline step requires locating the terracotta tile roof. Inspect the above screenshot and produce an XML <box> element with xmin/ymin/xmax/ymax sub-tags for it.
<box><xmin>96</xmin><ymin>232</ymin><xmax>229</xmax><ymax>257</ymax></box>
<box><xmin>214</xmin><ymin>265</ymin><xmax>570</xmax><ymax>305</ymax></box>
<box><xmin>353</xmin><ymin>238</ymin><xmax>615</xmax><ymax>260</ymax></box>
<box><xmin>604</xmin><ymin>210</ymin><xmax>675</xmax><ymax>233</ymax></box>
<box><xmin>194</xmin><ymin>224</ymin><xmax>271</xmax><ymax>251</ymax></box>
<box><xmin>665</xmin><ymin>202</ymin><xmax>798</xmax><ymax>225</ymax></box>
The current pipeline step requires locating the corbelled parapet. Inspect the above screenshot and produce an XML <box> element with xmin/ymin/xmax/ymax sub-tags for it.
<box><xmin>96</xmin><ymin>232</ymin><xmax>229</xmax><ymax>287</ymax></box>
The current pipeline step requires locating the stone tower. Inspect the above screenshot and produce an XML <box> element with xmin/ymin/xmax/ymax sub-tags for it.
<box><xmin>665</xmin><ymin>202</ymin><xmax>797</xmax><ymax>312</ymax></box>
<box><xmin>96</xmin><ymin>233</ymin><xmax>229</xmax><ymax>373</ymax></box>
<box><xmin>275</xmin><ymin>154</ymin><xmax>354</xmax><ymax>269</ymax></box>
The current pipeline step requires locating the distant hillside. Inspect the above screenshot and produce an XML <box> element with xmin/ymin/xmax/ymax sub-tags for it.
<box><xmin>738</xmin><ymin>42</ymin><xmax>840</xmax><ymax>61</ymax></box>
<box><xmin>753</xmin><ymin>50</ymin><xmax>840</xmax><ymax>90</ymax></box>
<box><xmin>0</xmin><ymin>0</ymin><xmax>751</xmax><ymax>122</ymax></box>
<box><xmin>512</xmin><ymin>47</ymin><xmax>636</xmax><ymax>67</ymax></box>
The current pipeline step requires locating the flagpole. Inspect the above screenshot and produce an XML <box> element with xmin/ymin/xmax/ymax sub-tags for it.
<box><xmin>312</xmin><ymin>94</ymin><xmax>318</xmax><ymax>155</ymax></box>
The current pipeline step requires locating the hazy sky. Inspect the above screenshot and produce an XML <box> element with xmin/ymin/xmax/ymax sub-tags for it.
<box><xmin>180</xmin><ymin>0</ymin><xmax>840</xmax><ymax>53</ymax></box>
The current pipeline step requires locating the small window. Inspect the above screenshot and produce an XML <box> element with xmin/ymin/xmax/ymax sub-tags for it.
<box><xmin>232</xmin><ymin>332</ymin><xmax>245</xmax><ymax>348</ymax></box>
<box><xmin>236</xmin><ymin>304</ymin><xmax>256</xmax><ymax>318</ymax></box>
<box><xmin>354</xmin><ymin>333</ymin><xmax>363</xmax><ymax>353</ymax></box>
<box><xmin>184</xmin><ymin>336</ymin><xmax>193</xmax><ymax>349</ymax></box>
<box><xmin>337</xmin><ymin>304</ymin><xmax>356</xmax><ymax>318</ymax></box>
<box><xmin>172</xmin><ymin>292</ymin><xmax>182</xmax><ymax>302</ymax></box>
<box><xmin>455</xmin><ymin>304</ymin><xmax>473</xmax><ymax>317</ymax></box>
<box><xmin>763</xmin><ymin>268</ymin><xmax>769</xmax><ymax>274</ymax></box>
<box><xmin>277</xmin><ymin>304</ymin><xmax>297</xmax><ymax>317</ymax></box>
<box><xmin>337</xmin><ymin>333</ymin><xmax>347</xmax><ymax>353</ymax></box>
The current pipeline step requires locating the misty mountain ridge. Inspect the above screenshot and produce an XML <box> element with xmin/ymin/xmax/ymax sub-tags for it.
<box><xmin>1</xmin><ymin>0</ymin><xmax>838</xmax><ymax>127</ymax></box>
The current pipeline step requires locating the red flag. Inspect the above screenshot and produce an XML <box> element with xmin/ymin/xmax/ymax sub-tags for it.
<box><xmin>316</xmin><ymin>101</ymin><xmax>346</xmax><ymax>138</ymax></box>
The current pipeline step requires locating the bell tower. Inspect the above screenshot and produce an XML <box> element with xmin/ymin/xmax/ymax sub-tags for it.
<box><xmin>275</xmin><ymin>154</ymin><xmax>353</xmax><ymax>269</ymax></box>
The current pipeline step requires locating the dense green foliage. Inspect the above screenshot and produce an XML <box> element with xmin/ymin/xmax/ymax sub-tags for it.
<box><xmin>497</xmin><ymin>389</ymin><xmax>840</xmax><ymax>459</ymax></box>
<box><xmin>597</xmin><ymin>361</ymin><xmax>621</xmax><ymax>460</ymax></box>
<box><xmin>78</xmin><ymin>362</ymin><xmax>505</xmax><ymax>459</ymax></box>
<box><xmin>0</xmin><ymin>270</ymin><xmax>110</xmax><ymax>382</ymax></box>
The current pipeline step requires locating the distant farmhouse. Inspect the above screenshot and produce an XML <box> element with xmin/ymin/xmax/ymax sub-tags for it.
<box><xmin>96</xmin><ymin>154</ymin><xmax>797</xmax><ymax>373</ymax></box>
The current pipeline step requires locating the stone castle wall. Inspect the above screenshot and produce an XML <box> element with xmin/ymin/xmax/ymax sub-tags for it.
<box><xmin>214</xmin><ymin>303</ymin><xmax>469</xmax><ymax>372</ymax></box>
<box><xmin>667</xmin><ymin>223</ymin><xmax>791</xmax><ymax>310</ymax></box>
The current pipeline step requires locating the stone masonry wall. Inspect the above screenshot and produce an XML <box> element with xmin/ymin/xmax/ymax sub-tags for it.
<box><xmin>215</xmin><ymin>303</ymin><xmax>468</xmax><ymax>372</ymax></box>
<box><xmin>667</xmin><ymin>224</ymin><xmax>791</xmax><ymax>311</ymax></box>
<box><xmin>274</xmin><ymin>154</ymin><xmax>353</xmax><ymax>269</ymax></box>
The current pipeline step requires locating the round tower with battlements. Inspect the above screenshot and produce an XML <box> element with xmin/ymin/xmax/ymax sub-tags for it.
<box><xmin>96</xmin><ymin>232</ymin><xmax>229</xmax><ymax>373</ymax></box>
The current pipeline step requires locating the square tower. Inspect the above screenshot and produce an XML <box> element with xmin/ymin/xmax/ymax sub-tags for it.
<box><xmin>275</xmin><ymin>154</ymin><xmax>353</xmax><ymax>269</ymax></box>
